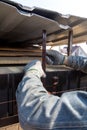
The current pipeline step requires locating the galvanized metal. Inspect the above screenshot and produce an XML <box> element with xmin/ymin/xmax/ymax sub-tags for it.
<box><xmin>0</xmin><ymin>1</ymin><xmax>87</xmax><ymax>48</ymax></box>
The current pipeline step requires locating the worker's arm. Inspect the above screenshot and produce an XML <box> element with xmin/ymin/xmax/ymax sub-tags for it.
<box><xmin>46</xmin><ymin>50</ymin><xmax>87</xmax><ymax>73</ymax></box>
<box><xmin>64</xmin><ymin>55</ymin><xmax>87</xmax><ymax>73</ymax></box>
<box><xmin>16</xmin><ymin>60</ymin><xmax>87</xmax><ymax>130</ymax></box>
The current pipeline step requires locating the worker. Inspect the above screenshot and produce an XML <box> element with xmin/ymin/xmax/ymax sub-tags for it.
<box><xmin>16</xmin><ymin>50</ymin><xmax>87</xmax><ymax>130</ymax></box>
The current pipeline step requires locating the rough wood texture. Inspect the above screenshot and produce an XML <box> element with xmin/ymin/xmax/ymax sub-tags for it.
<box><xmin>0</xmin><ymin>123</ymin><xmax>22</xmax><ymax>130</ymax></box>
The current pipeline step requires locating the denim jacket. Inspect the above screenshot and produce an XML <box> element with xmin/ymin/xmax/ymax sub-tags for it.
<box><xmin>68</xmin><ymin>56</ymin><xmax>87</xmax><ymax>73</ymax></box>
<box><xmin>16</xmin><ymin>56</ymin><xmax>87</xmax><ymax>130</ymax></box>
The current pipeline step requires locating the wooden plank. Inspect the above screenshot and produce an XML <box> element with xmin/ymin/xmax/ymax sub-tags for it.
<box><xmin>18</xmin><ymin>124</ymin><xmax>22</xmax><ymax>130</ymax></box>
<box><xmin>0</xmin><ymin>123</ymin><xmax>22</xmax><ymax>130</ymax></box>
<box><xmin>6</xmin><ymin>124</ymin><xmax>18</xmax><ymax>130</ymax></box>
<box><xmin>0</xmin><ymin>57</ymin><xmax>41</xmax><ymax>65</ymax></box>
<box><xmin>0</xmin><ymin>51</ymin><xmax>41</xmax><ymax>57</ymax></box>
<box><xmin>0</xmin><ymin>47</ymin><xmax>41</xmax><ymax>52</ymax></box>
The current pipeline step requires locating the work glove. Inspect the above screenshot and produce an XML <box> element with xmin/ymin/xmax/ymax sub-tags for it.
<box><xmin>24</xmin><ymin>60</ymin><xmax>46</xmax><ymax>78</ymax></box>
<box><xmin>46</xmin><ymin>50</ymin><xmax>65</xmax><ymax>65</ymax></box>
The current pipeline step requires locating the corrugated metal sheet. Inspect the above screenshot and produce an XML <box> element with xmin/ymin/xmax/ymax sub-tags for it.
<box><xmin>0</xmin><ymin>0</ymin><xmax>87</xmax><ymax>48</ymax></box>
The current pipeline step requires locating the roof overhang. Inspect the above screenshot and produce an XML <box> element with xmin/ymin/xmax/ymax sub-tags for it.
<box><xmin>0</xmin><ymin>0</ymin><xmax>87</xmax><ymax>48</ymax></box>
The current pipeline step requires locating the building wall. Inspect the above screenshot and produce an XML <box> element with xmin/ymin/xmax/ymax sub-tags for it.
<box><xmin>72</xmin><ymin>47</ymin><xmax>87</xmax><ymax>57</ymax></box>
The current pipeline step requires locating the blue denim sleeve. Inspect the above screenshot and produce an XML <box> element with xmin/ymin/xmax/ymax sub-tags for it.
<box><xmin>68</xmin><ymin>56</ymin><xmax>87</xmax><ymax>73</ymax></box>
<box><xmin>16</xmin><ymin>71</ymin><xmax>87</xmax><ymax>130</ymax></box>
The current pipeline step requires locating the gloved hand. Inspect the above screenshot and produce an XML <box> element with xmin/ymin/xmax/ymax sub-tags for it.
<box><xmin>46</xmin><ymin>50</ymin><xmax>65</xmax><ymax>65</ymax></box>
<box><xmin>24</xmin><ymin>60</ymin><xmax>46</xmax><ymax>78</ymax></box>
